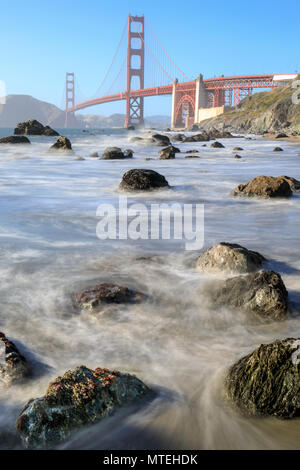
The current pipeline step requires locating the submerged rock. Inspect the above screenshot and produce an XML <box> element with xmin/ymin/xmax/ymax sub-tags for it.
<box><xmin>233</xmin><ymin>147</ymin><xmax>243</xmax><ymax>151</ymax></box>
<box><xmin>231</xmin><ymin>176</ymin><xmax>292</xmax><ymax>198</ymax></box>
<box><xmin>0</xmin><ymin>136</ymin><xmax>30</xmax><ymax>144</ymax></box>
<box><xmin>151</xmin><ymin>133</ymin><xmax>171</xmax><ymax>146</ymax></box>
<box><xmin>74</xmin><ymin>283</ymin><xmax>145</xmax><ymax>311</ymax></box>
<box><xmin>124</xmin><ymin>149</ymin><xmax>134</xmax><ymax>158</ymax></box>
<box><xmin>233</xmin><ymin>154</ymin><xmax>242</xmax><ymax>159</ymax></box>
<box><xmin>159</xmin><ymin>145</ymin><xmax>180</xmax><ymax>160</ymax></box>
<box><xmin>182</xmin><ymin>132</ymin><xmax>210</xmax><ymax>143</ymax></box>
<box><xmin>17</xmin><ymin>366</ymin><xmax>150</xmax><ymax>448</ymax></box>
<box><xmin>273</xmin><ymin>147</ymin><xmax>283</xmax><ymax>152</ymax></box>
<box><xmin>119</xmin><ymin>169</ymin><xmax>169</xmax><ymax>191</ymax></box>
<box><xmin>101</xmin><ymin>147</ymin><xmax>125</xmax><ymax>160</ymax></box>
<box><xmin>279</xmin><ymin>175</ymin><xmax>300</xmax><ymax>193</ymax></box>
<box><xmin>195</xmin><ymin>242</ymin><xmax>265</xmax><ymax>274</ymax></box>
<box><xmin>225</xmin><ymin>338</ymin><xmax>300</xmax><ymax>418</ymax></box>
<box><xmin>14</xmin><ymin>120</ymin><xmax>59</xmax><ymax>136</ymax></box>
<box><xmin>210</xmin><ymin>270</ymin><xmax>288</xmax><ymax>321</ymax></box>
<box><xmin>0</xmin><ymin>332</ymin><xmax>30</xmax><ymax>386</ymax></box>
<box><xmin>210</xmin><ymin>141</ymin><xmax>225</xmax><ymax>148</ymax></box>
<box><xmin>49</xmin><ymin>136</ymin><xmax>72</xmax><ymax>152</ymax></box>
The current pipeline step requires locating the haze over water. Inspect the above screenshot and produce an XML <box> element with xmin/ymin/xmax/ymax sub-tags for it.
<box><xmin>0</xmin><ymin>128</ymin><xmax>300</xmax><ymax>449</ymax></box>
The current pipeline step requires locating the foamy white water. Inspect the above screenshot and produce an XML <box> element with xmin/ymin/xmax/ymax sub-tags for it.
<box><xmin>0</xmin><ymin>127</ymin><xmax>299</xmax><ymax>449</ymax></box>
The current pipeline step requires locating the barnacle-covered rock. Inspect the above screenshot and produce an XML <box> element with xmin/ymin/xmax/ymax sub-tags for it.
<box><xmin>231</xmin><ymin>176</ymin><xmax>292</xmax><ymax>198</ymax></box>
<box><xmin>74</xmin><ymin>283</ymin><xmax>145</xmax><ymax>311</ymax></box>
<box><xmin>225</xmin><ymin>338</ymin><xmax>300</xmax><ymax>418</ymax></box>
<box><xmin>0</xmin><ymin>332</ymin><xmax>30</xmax><ymax>386</ymax></box>
<box><xmin>49</xmin><ymin>136</ymin><xmax>72</xmax><ymax>152</ymax></box>
<box><xmin>17</xmin><ymin>366</ymin><xmax>150</xmax><ymax>448</ymax></box>
<box><xmin>210</xmin><ymin>270</ymin><xmax>288</xmax><ymax>321</ymax></box>
<box><xmin>195</xmin><ymin>242</ymin><xmax>265</xmax><ymax>274</ymax></box>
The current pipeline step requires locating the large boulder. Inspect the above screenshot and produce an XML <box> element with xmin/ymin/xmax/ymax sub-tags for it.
<box><xmin>195</xmin><ymin>242</ymin><xmax>265</xmax><ymax>274</ymax></box>
<box><xmin>119</xmin><ymin>169</ymin><xmax>169</xmax><ymax>191</ymax></box>
<box><xmin>231</xmin><ymin>176</ymin><xmax>293</xmax><ymax>198</ymax></box>
<box><xmin>16</xmin><ymin>366</ymin><xmax>150</xmax><ymax>448</ymax></box>
<box><xmin>74</xmin><ymin>283</ymin><xmax>145</xmax><ymax>311</ymax></box>
<box><xmin>0</xmin><ymin>136</ymin><xmax>30</xmax><ymax>144</ymax></box>
<box><xmin>14</xmin><ymin>120</ymin><xmax>59</xmax><ymax>136</ymax></box>
<box><xmin>0</xmin><ymin>332</ymin><xmax>30</xmax><ymax>386</ymax></box>
<box><xmin>49</xmin><ymin>136</ymin><xmax>72</xmax><ymax>152</ymax></box>
<box><xmin>210</xmin><ymin>270</ymin><xmax>288</xmax><ymax>321</ymax></box>
<box><xmin>225</xmin><ymin>338</ymin><xmax>300</xmax><ymax>418</ymax></box>
<box><xmin>208</xmin><ymin>128</ymin><xmax>233</xmax><ymax>139</ymax></box>
<box><xmin>150</xmin><ymin>133</ymin><xmax>171</xmax><ymax>146</ymax></box>
<box><xmin>101</xmin><ymin>147</ymin><xmax>125</xmax><ymax>160</ymax></box>
<box><xmin>159</xmin><ymin>145</ymin><xmax>180</xmax><ymax>160</ymax></box>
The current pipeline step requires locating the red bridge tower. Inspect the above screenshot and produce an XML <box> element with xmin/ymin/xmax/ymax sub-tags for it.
<box><xmin>125</xmin><ymin>15</ymin><xmax>145</xmax><ymax>128</ymax></box>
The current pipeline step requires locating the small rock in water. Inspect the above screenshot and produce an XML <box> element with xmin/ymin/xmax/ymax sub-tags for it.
<box><xmin>233</xmin><ymin>154</ymin><xmax>242</xmax><ymax>159</ymax></box>
<box><xmin>210</xmin><ymin>269</ymin><xmax>288</xmax><ymax>321</ymax></box>
<box><xmin>159</xmin><ymin>145</ymin><xmax>180</xmax><ymax>160</ymax></box>
<box><xmin>273</xmin><ymin>147</ymin><xmax>283</xmax><ymax>152</ymax></box>
<box><xmin>74</xmin><ymin>283</ymin><xmax>145</xmax><ymax>311</ymax></box>
<box><xmin>101</xmin><ymin>147</ymin><xmax>125</xmax><ymax>160</ymax></box>
<box><xmin>124</xmin><ymin>149</ymin><xmax>134</xmax><ymax>158</ymax></box>
<box><xmin>119</xmin><ymin>169</ymin><xmax>169</xmax><ymax>191</ymax></box>
<box><xmin>275</xmin><ymin>133</ymin><xmax>288</xmax><ymax>139</ymax></box>
<box><xmin>150</xmin><ymin>133</ymin><xmax>171</xmax><ymax>146</ymax></box>
<box><xmin>16</xmin><ymin>365</ymin><xmax>150</xmax><ymax>448</ymax></box>
<box><xmin>231</xmin><ymin>175</ymin><xmax>292</xmax><ymax>198</ymax></box>
<box><xmin>0</xmin><ymin>332</ymin><xmax>30</xmax><ymax>387</ymax></box>
<box><xmin>49</xmin><ymin>136</ymin><xmax>72</xmax><ymax>152</ymax></box>
<box><xmin>210</xmin><ymin>141</ymin><xmax>225</xmax><ymax>148</ymax></box>
<box><xmin>89</xmin><ymin>152</ymin><xmax>99</xmax><ymax>158</ymax></box>
<box><xmin>195</xmin><ymin>242</ymin><xmax>265</xmax><ymax>274</ymax></box>
<box><xmin>233</xmin><ymin>147</ymin><xmax>244</xmax><ymax>151</ymax></box>
<box><xmin>0</xmin><ymin>136</ymin><xmax>31</xmax><ymax>144</ymax></box>
<box><xmin>225</xmin><ymin>338</ymin><xmax>300</xmax><ymax>418</ymax></box>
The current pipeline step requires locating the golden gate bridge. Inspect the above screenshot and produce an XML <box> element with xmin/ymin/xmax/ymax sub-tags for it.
<box><xmin>64</xmin><ymin>15</ymin><xmax>295</xmax><ymax>128</ymax></box>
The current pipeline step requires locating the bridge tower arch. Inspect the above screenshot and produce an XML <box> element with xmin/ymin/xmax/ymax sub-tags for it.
<box><xmin>125</xmin><ymin>15</ymin><xmax>145</xmax><ymax>128</ymax></box>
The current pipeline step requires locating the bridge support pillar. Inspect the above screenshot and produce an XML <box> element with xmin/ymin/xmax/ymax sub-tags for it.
<box><xmin>65</xmin><ymin>72</ymin><xmax>75</xmax><ymax>128</ymax></box>
<box><xmin>194</xmin><ymin>74</ymin><xmax>207</xmax><ymax>124</ymax></box>
<box><xmin>125</xmin><ymin>15</ymin><xmax>145</xmax><ymax>128</ymax></box>
<box><xmin>171</xmin><ymin>79</ymin><xmax>178</xmax><ymax>129</ymax></box>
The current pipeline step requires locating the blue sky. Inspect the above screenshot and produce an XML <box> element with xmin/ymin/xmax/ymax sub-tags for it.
<box><xmin>1</xmin><ymin>0</ymin><xmax>299</xmax><ymax>116</ymax></box>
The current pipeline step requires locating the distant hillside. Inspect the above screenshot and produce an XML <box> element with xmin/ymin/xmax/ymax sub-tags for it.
<box><xmin>200</xmin><ymin>80</ymin><xmax>300</xmax><ymax>134</ymax></box>
<box><xmin>0</xmin><ymin>95</ymin><xmax>78</xmax><ymax>128</ymax></box>
<box><xmin>0</xmin><ymin>94</ymin><xmax>170</xmax><ymax>129</ymax></box>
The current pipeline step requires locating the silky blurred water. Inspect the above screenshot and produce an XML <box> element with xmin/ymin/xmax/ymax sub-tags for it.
<box><xmin>0</xmin><ymin>127</ymin><xmax>299</xmax><ymax>449</ymax></box>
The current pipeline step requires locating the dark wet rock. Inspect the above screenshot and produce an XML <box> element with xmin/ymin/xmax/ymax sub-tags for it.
<box><xmin>124</xmin><ymin>149</ymin><xmax>134</xmax><ymax>158</ymax></box>
<box><xmin>273</xmin><ymin>146</ymin><xmax>283</xmax><ymax>152</ymax></box>
<box><xmin>231</xmin><ymin>175</ymin><xmax>292</xmax><ymax>198</ymax></box>
<box><xmin>185</xmin><ymin>155</ymin><xmax>200</xmax><ymax>159</ymax></box>
<box><xmin>209</xmin><ymin>128</ymin><xmax>233</xmax><ymax>139</ymax></box>
<box><xmin>172</xmin><ymin>133</ymin><xmax>186</xmax><ymax>142</ymax></box>
<box><xmin>233</xmin><ymin>154</ymin><xmax>242</xmax><ymax>159</ymax></box>
<box><xmin>74</xmin><ymin>157</ymin><xmax>85</xmax><ymax>161</ymax></box>
<box><xmin>17</xmin><ymin>365</ymin><xmax>150</xmax><ymax>449</ymax></box>
<box><xmin>89</xmin><ymin>152</ymin><xmax>99</xmax><ymax>158</ymax></box>
<box><xmin>195</xmin><ymin>242</ymin><xmax>265</xmax><ymax>274</ymax></box>
<box><xmin>225</xmin><ymin>338</ymin><xmax>300</xmax><ymax>418</ymax></box>
<box><xmin>49</xmin><ymin>136</ymin><xmax>72</xmax><ymax>152</ymax></box>
<box><xmin>126</xmin><ymin>125</ymin><xmax>135</xmax><ymax>130</ymax></box>
<box><xmin>14</xmin><ymin>120</ymin><xmax>59</xmax><ymax>136</ymax></box>
<box><xmin>0</xmin><ymin>332</ymin><xmax>30</xmax><ymax>386</ymax></box>
<box><xmin>119</xmin><ymin>169</ymin><xmax>169</xmax><ymax>191</ymax></box>
<box><xmin>159</xmin><ymin>145</ymin><xmax>180</xmax><ymax>160</ymax></box>
<box><xmin>151</xmin><ymin>133</ymin><xmax>171</xmax><ymax>146</ymax></box>
<box><xmin>185</xmin><ymin>150</ymin><xmax>199</xmax><ymax>154</ymax></box>
<box><xmin>279</xmin><ymin>176</ymin><xmax>300</xmax><ymax>193</ymax></box>
<box><xmin>101</xmin><ymin>147</ymin><xmax>125</xmax><ymax>160</ymax></box>
<box><xmin>74</xmin><ymin>283</ymin><xmax>145</xmax><ymax>311</ymax></box>
<box><xmin>233</xmin><ymin>147</ymin><xmax>244</xmax><ymax>151</ymax></box>
<box><xmin>182</xmin><ymin>132</ymin><xmax>210</xmax><ymax>143</ymax></box>
<box><xmin>0</xmin><ymin>136</ymin><xmax>31</xmax><ymax>144</ymax></box>
<box><xmin>187</xmin><ymin>124</ymin><xmax>200</xmax><ymax>131</ymax></box>
<box><xmin>210</xmin><ymin>141</ymin><xmax>225</xmax><ymax>148</ymax></box>
<box><xmin>210</xmin><ymin>270</ymin><xmax>288</xmax><ymax>321</ymax></box>
<box><xmin>275</xmin><ymin>133</ymin><xmax>288</xmax><ymax>139</ymax></box>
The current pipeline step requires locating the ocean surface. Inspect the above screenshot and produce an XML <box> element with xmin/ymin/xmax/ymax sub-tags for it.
<box><xmin>0</xmin><ymin>126</ymin><xmax>300</xmax><ymax>449</ymax></box>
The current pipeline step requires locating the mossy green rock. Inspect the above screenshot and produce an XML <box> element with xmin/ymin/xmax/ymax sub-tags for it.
<box><xmin>225</xmin><ymin>338</ymin><xmax>300</xmax><ymax>418</ymax></box>
<box><xmin>17</xmin><ymin>366</ymin><xmax>150</xmax><ymax>449</ymax></box>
